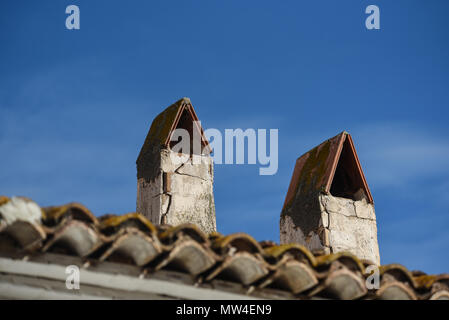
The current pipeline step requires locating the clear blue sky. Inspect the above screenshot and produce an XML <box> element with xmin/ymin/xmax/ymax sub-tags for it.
<box><xmin>1</xmin><ymin>1</ymin><xmax>448</xmax><ymax>274</ymax></box>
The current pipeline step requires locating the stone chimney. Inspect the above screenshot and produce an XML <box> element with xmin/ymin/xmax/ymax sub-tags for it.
<box><xmin>280</xmin><ymin>131</ymin><xmax>380</xmax><ymax>264</ymax></box>
<box><xmin>136</xmin><ymin>98</ymin><xmax>216</xmax><ymax>233</ymax></box>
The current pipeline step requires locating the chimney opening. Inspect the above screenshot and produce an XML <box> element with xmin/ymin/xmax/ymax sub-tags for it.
<box><xmin>169</xmin><ymin>107</ymin><xmax>206</xmax><ymax>155</ymax></box>
<box><xmin>329</xmin><ymin>138</ymin><xmax>366</xmax><ymax>201</ymax></box>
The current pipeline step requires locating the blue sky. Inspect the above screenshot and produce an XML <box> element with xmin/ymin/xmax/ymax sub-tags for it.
<box><xmin>1</xmin><ymin>1</ymin><xmax>448</xmax><ymax>274</ymax></box>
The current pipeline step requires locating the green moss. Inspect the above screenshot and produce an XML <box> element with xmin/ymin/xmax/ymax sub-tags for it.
<box><xmin>137</xmin><ymin>98</ymin><xmax>188</xmax><ymax>181</ymax></box>
<box><xmin>413</xmin><ymin>274</ymin><xmax>438</xmax><ymax>289</ymax></box>
<box><xmin>137</xmin><ymin>99</ymin><xmax>184</xmax><ymax>164</ymax></box>
<box><xmin>283</xmin><ymin>139</ymin><xmax>331</xmax><ymax>212</ymax></box>
<box><xmin>0</xmin><ymin>196</ymin><xmax>9</xmax><ymax>206</ymax></box>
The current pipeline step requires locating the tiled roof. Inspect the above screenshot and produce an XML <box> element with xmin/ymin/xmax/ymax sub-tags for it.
<box><xmin>1</xmin><ymin>196</ymin><xmax>448</xmax><ymax>300</ymax></box>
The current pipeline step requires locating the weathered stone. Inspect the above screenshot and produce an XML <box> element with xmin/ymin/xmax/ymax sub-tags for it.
<box><xmin>321</xmin><ymin>194</ymin><xmax>356</xmax><ymax>217</ymax></box>
<box><xmin>321</xmin><ymin>227</ymin><xmax>330</xmax><ymax>246</ymax></box>
<box><xmin>328</xmin><ymin>212</ymin><xmax>380</xmax><ymax>264</ymax></box>
<box><xmin>280</xmin><ymin>215</ymin><xmax>325</xmax><ymax>252</ymax></box>
<box><xmin>160</xmin><ymin>149</ymin><xmax>183</xmax><ymax>173</ymax></box>
<box><xmin>321</xmin><ymin>194</ymin><xmax>340</xmax><ymax>214</ymax></box>
<box><xmin>167</xmin><ymin>194</ymin><xmax>216</xmax><ymax>233</ymax></box>
<box><xmin>161</xmin><ymin>193</ymin><xmax>170</xmax><ymax>214</ymax></box>
<box><xmin>354</xmin><ymin>198</ymin><xmax>376</xmax><ymax>220</ymax></box>
<box><xmin>321</xmin><ymin>211</ymin><xmax>329</xmax><ymax>228</ymax></box>
<box><xmin>282</xmin><ymin>192</ymin><xmax>380</xmax><ymax>264</ymax></box>
<box><xmin>169</xmin><ymin>174</ymin><xmax>213</xmax><ymax>197</ymax></box>
<box><xmin>137</xmin><ymin>150</ymin><xmax>216</xmax><ymax>233</ymax></box>
<box><xmin>329</xmin><ymin>230</ymin><xmax>357</xmax><ymax>252</ymax></box>
<box><xmin>280</xmin><ymin>215</ymin><xmax>307</xmax><ymax>246</ymax></box>
<box><xmin>137</xmin><ymin>178</ymin><xmax>162</xmax><ymax>223</ymax></box>
<box><xmin>176</xmin><ymin>158</ymin><xmax>213</xmax><ymax>181</ymax></box>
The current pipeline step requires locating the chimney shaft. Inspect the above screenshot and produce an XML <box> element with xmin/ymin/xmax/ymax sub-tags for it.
<box><xmin>136</xmin><ymin>98</ymin><xmax>216</xmax><ymax>234</ymax></box>
<box><xmin>280</xmin><ymin>132</ymin><xmax>380</xmax><ymax>264</ymax></box>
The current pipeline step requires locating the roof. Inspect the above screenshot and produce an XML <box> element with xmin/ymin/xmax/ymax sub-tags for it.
<box><xmin>283</xmin><ymin>131</ymin><xmax>373</xmax><ymax>212</ymax></box>
<box><xmin>1</xmin><ymin>196</ymin><xmax>448</xmax><ymax>300</ymax></box>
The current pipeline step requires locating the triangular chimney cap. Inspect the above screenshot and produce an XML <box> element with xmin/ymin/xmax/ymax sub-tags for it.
<box><xmin>137</xmin><ymin>98</ymin><xmax>211</xmax><ymax>163</ymax></box>
<box><xmin>282</xmin><ymin>131</ymin><xmax>373</xmax><ymax>211</ymax></box>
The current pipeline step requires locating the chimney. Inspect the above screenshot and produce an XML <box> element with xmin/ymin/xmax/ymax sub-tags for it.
<box><xmin>136</xmin><ymin>98</ymin><xmax>216</xmax><ymax>233</ymax></box>
<box><xmin>280</xmin><ymin>131</ymin><xmax>380</xmax><ymax>265</ymax></box>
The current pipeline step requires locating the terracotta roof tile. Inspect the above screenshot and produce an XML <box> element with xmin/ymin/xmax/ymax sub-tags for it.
<box><xmin>1</xmin><ymin>195</ymin><xmax>448</xmax><ymax>300</ymax></box>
